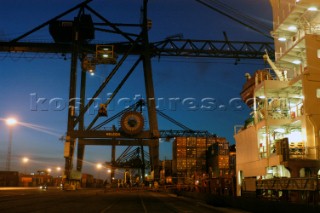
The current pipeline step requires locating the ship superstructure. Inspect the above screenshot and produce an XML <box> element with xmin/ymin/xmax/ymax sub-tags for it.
<box><xmin>235</xmin><ymin>0</ymin><xmax>320</xmax><ymax>202</ymax></box>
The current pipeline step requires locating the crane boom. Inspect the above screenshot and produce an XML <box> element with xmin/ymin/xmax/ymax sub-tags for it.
<box><xmin>0</xmin><ymin>39</ymin><xmax>274</xmax><ymax>59</ymax></box>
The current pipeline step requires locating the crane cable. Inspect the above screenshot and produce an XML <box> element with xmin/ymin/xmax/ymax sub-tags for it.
<box><xmin>206</xmin><ymin>0</ymin><xmax>271</xmax><ymax>32</ymax></box>
<box><xmin>195</xmin><ymin>0</ymin><xmax>273</xmax><ymax>40</ymax></box>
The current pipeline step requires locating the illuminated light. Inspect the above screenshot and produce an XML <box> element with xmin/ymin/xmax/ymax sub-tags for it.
<box><xmin>287</xmin><ymin>131</ymin><xmax>302</xmax><ymax>142</ymax></box>
<box><xmin>102</xmin><ymin>54</ymin><xmax>109</xmax><ymax>58</ymax></box>
<box><xmin>278</xmin><ymin>37</ymin><xmax>286</xmax><ymax>42</ymax></box>
<box><xmin>288</xmin><ymin>26</ymin><xmax>297</xmax><ymax>31</ymax></box>
<box><xmin>88</xmin><ymin>69</ymin><xmax>95</xmax><ymax>76</ymax></box>
<box><xmin>258</xmin><ymin>95</ymin><xmax>266</xmax><ymax>99</ymax></box>
<box><xmin>289</xmin><ymin>102</ymin><xmax>297</xmax><ymax>107</ymax></box>
<box><xmin>22</xmin><ymin>157</ymin><xmax>29</xmax><ymax>163</ymax></box>
<box><xmin>308</xmin><ymin>6</ymin><xmax>318</xmax><ymax>11</ymax></box>
<box><xmin>6</xmin><ymin>118</ymin><xmax>17</xmax><ymax>126</ymax></box>
<box><xmin>274</xmin><ymin>128</ymin><xmax>286</xmax><ymax>133</ymax></box>
<box><xmin>292</xmin><ymin>60</ymin><xmax>301</xmax><ymax>65</ymax></box>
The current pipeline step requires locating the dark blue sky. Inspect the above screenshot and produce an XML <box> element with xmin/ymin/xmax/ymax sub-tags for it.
<box><xmin>0</xmin><ymin>0</ymin><xmax>272</xmax><ymax>176</ymax></box>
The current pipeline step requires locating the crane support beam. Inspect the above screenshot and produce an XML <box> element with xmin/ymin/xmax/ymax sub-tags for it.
<box><xmin>0</xmin><ymin>39</ymin><xmax>274</xmax><ymax>59</ymax></box>
<box><xmin>69</xmin><ymin>129</ymin><xmax>215</xmax><ymax>140</ymax></box>
<box><xmin>153</xmin><ymin>39</ymin><xmax>274</xmax><ymax>59</ymax></box>
<box><xmin>69</xmin><ymin>130</ymin><xmax>153</xmax><ymax>139</ymax></box>
<box><xmin>79</xmin><ymin>139</ymin><xmax>152</xmax><ymax>146</ymax></box>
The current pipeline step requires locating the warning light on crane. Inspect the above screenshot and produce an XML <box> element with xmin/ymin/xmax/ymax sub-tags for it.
<box><xmin>81</xmin><ymin>45</ymin><xmax>117</xmax><ymax>73</ymax></box>
<box><xmin>96</xmin><ymin>45</ymin><xmax>117</xmax><ymax>64</ymax></box>
<box><xmin>81</xmin><ymin>55</ymin><xmax>96</xmax><ymax>73</ymax></box>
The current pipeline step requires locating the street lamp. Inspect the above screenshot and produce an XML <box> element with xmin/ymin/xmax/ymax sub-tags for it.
<box><xmin>96</xmin><ymin>163</ymin><xmax>103</xmax><ymax>179</ymax></box>
<box><xmin>56</xmin><ymin>167</ymin><xmax>61</xmax><ymax>173</ymax></box>
<box><xmin>5</xmin><ymin>117</ymin><xmax>17</xmax><ymax>171</ymax></box>
<box><xmin>22</xmin><ymin>157</ymin><xmax>29</xmax><ymax>174</ymax></box>
<box><xmin>22</xmin><ymin>157</ymin><xmax>29</xmax><ymax>163</ymax></box>
<box><xmin>107</xmin><ymin>168</ymin><xmax>112</xmax><ymax>184</ymax></box>
<box><xmin>56</xmin><ymin>167</ymin><xmax>62</xmax><ymax>187</ymax></box>
<box><xmin>56</xmin><ymin>167</ymin><xmax>62</xmax><ymax>178</ymax></box>
<box><xmin>6</xmin><ymin>118</ymin><xmax>17</xmax><ymax>126</ymax></box>
<box><xmin>95</xmin><ymin>163</ymin><xmax>104</xmax><ymax>188</ymax></box>
<box><xmin>96</xmin><ymin>163</ymin><xmax>102</xmax><ymax>169</ymax></box>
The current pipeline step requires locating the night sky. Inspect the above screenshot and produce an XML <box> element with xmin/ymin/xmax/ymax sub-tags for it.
<box><xmin>0</xmin><ymin>0</ymin><xmax>272</xmax><ymax>176</ymax></box>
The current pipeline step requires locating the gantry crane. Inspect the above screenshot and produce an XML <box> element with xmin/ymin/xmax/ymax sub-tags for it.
<box><xmin>0</xmin><ymin>0</ymin><xmax>274</xmax><ymax>182</ymax></box>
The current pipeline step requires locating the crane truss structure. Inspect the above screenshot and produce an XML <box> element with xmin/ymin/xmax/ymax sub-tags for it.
<box><xmin>153</xmin><ymin>39</ymin><xmax>274</xmax><ymax>59</ymax></box>
<box><xmin>0</xmin><ymin>39</ymin><xmax>274</xmax><ymax>60</ymax></box>
<box><xmin>0</xmin><ymin>0</ymin><xmax>274</xmax><ymax>181</ymax></box>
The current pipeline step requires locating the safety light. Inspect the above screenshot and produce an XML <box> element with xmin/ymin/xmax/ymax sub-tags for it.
<box><xmin>278</xmin><ymin>37</ymin><xmax>286</xmax><ymax>42</ymax></box>
<box><xmin>292</xmin><ymin>60</ymin><xmax>301</xmax><ymax>65</ymax></box>
<box><xmin>288</xmin><ymin>26</ymin><xmax>297</xmax><ymax>31</ymax></box>
<box><xmin>308</xmin><ymin>6</ymin><xmax>317</xmax><ymax>11</ymax></box>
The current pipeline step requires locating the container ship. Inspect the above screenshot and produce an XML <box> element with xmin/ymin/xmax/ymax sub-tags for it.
<box><xmin>234</xmin><ymin>0</ymin><xmax>320</xmax><ymax>204</ymax></box>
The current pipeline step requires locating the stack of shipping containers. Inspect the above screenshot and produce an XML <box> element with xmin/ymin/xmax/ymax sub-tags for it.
<box><xmin>173</xmin><ymin>136</ymin><xmax>227</xmax><ymax>184</ymax></box>
<box><xmin>173</xmin><ymin>137</ymin><xmax>186</xmax><ymax>184</ymax></box>
<box><xmin>207</xmin><ymin>139</ymin><xmax>230</xmax><ymax>177</ymax></box>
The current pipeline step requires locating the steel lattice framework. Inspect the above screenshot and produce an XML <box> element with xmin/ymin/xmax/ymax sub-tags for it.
<box><xmin>0</xmin><ymin>0</ymin><xmax>274</xmax><ymax>182</ymax></box>
<box><xmin>153</xmin><ymin>39</ymin><xmax>274</xmax><ymax>59</ymax></box>
<box><xmin>0</xmin><ymin>39</ymin><xmax>273</xmax><ymax>59</ymax></box>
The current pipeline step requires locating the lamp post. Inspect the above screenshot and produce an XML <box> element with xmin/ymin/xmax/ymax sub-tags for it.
<box><xmin>56</xmin><ymin>166</ymin><xmax>61</xmax><ymax>174</ymax></box>
<box><xmin>96</xmin><ymin>163</ymin><xmax>102</xmax><ymax>188</ymax></box>
<box><xmin>22</xmin><ymin>157</ymin><xmax>29</xmax><ymax>174</ymax></box>
<box><xmin>6</xmin><ymin>118</ymin><xmax>17</xmax><ymax>171</ymax></box>
<box><xmin>56</xmin><ymin>167</ymin><xmax>62</xmax><ymax>187</ymax></box>
<box><xmin>107</xmin><ymin>168</ymin><xmax>111</xmax><ymax>184</ymax></box>
<box><xmin>96</xmin><ymin>163</ymin><xmax>102</xmax><ymax>179</ymax></box>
